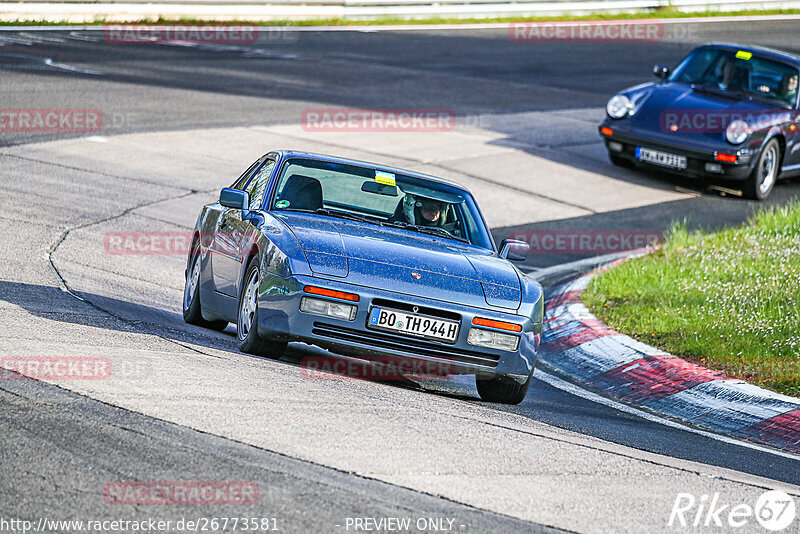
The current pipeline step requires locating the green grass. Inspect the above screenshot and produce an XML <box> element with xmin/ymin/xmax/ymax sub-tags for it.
<box><xmin>2</xmin><ymin>8</ymin><xmax>800</xmax><ymax>26</ymax></box>
<box><xmin>583</xmin><ymin>202</ymin><xmax>800</xmax><ymax>397</ymax></box>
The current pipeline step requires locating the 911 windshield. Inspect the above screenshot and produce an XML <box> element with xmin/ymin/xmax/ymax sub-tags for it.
<box><xmin>669</xmin><ymin>47</ymin><xmax>799</xmax><ymax>107</ymax></box>
<box><xmin>270</xmin><ymin>157</ymin><xmax>493</xmax><ymax>250</ymax></box>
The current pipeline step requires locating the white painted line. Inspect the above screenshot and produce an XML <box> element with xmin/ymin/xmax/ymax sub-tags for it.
<box><xmin>17</xmin><ymin>31</ymin><xmax>66</xmax><ymax>42</ymax></box>
<box><xmin>2</xmin><ymin>14</ymin><xmax>800</xmax><ymax>32</ymax></box>
<box><xmin>0</xmin><ymin>35</ymin><xmax>33</xmax><ymax>45</ymax></box>
<box><xmin>536</xmin><ymin>368</ymin><xmax>800</xmax><ymax>461</ymax></box>
<box><xmin>0</xmin><ymin>50</ymin><xmax>103</xmax><ymax>74</ymax></box>
<box><xmin>43</xmin><ymin>57</ymin><xmax>103</xmax><ymax>75</ymax></box>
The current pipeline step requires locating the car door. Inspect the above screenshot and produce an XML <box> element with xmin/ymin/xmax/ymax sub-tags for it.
<box><xmin>212</xmin><ymin>159</ymin><xmax>275</xmax><ymax>296</ymax></box>
<box><xmin>210</xmin><ymin>157</ymin><xmax>263</xmax><ymax>295</ymax></box>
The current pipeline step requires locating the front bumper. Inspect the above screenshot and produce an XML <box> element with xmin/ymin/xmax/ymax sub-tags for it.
<box><xmin>256</xmin><ymin>273</ymin><xmax>540</xmax><ymax>383</ymax></box>
<box><xmin>600</xmin><ymin>123</ymin><xmax>756</xmax><ymax>180</ymax></box>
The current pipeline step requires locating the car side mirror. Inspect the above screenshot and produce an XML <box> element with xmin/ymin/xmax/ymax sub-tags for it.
<box><xmin>219</xmin><ymin>188</ymin><xmax>249</xmax><ymax>210</ymax></box>
<box><xmin>653</xmin><ymin>64</ymin><xmax>670</xmax><ymax>82</ymax></box>
<box><xmin>499</xmin><ymin>239</ymin><xmax>529</xmax><ymax>262</ymax></box>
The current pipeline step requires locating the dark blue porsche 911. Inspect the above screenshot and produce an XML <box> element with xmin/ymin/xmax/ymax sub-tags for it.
<box><xmin>600</xmin><ymin>43</ymin><xmax>800</xmax><ymax>199</ymax></box>
<box><xmin>183</xmin><ymin>150</ymin><xmax>542</xmax><ymax>404</ymax></box>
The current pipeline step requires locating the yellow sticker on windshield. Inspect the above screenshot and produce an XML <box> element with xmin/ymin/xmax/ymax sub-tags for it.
<box><xmin>735</xmin><ymin>50</ymin><xmax>753</xmax><ymax>60</ymax></box>
<box><xmin>375</xmin><ymin>170</ymin><xmax>396</xmax><ymax>186</ymax></box>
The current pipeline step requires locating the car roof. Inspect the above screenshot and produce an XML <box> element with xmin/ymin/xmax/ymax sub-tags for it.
<box><xmin>700</xmin><ymin>43</ymin><xmax>800</xmax><ymax>66</ymax></box>
<box><xmin>268</xmin><ymin>150</ymin><xmax>472</xmax><ymax>193</ymax></box>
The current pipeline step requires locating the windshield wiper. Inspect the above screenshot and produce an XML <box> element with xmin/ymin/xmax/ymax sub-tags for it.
<box><xmin>313</xmin><ymin>207</ymin><xmax>373</xmax><ymax>223</ymax></box>
<box><xmin>382</xmin><ymin>220</ymin><xmax>468</xmax><ymax>243</ymax></box>
<box><xmin>414</xmin><ymin>226</ymin><xmax>469</xmax><ymax>243</ymax></box>
<box><xmin>286</xmin><ymin>207</ymin><xmax>380</xmax><ymax>225</ymax></box>
<box><xmin>692</xmin><ymin>84</ymin><xmax>746</xmax><ymax>100</ymax></box>
<box><xmin>401</xmin><ymin>223</ymin><xmax>469</xmax><ymax>243</ymax></box>
<box><xmin>381</xmin><ymin>220</ymin><xmax>417</xmax><ymax>231</ymax></box>
<box><xmin>694</xmin><ymin>84</ymin><xmax>791</xmax><ymax>107</ymax></box>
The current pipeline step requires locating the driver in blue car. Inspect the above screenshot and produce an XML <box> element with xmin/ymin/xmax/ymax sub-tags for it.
<box><xmin>390</xmin><ymin>194</ymin><xmax>448</xmax><ymax>227</ymax></box>
<box><xmin>778</xmin><ymin>73</ymin><xmax>798</xmax><ymax>105</ymax></box>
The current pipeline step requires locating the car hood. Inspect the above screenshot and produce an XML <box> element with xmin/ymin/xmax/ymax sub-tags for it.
<box><xmin>624</xmin><ymin>82</ymin><xmax>786</xmax><ymax>142</ymax></box>
<box><xmin>275</xmin><ymin>212</ymin><xmax>521</xmax><ymax>311</ymax></box>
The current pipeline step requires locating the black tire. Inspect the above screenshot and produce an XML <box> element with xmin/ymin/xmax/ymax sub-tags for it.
<box><xmin>609</xmin><ymin>152</ymin><xmax>633</xmax><ymax>167</ymax></box>
<box><xmin>183</xmin><ymin>250</ymin><xmax>228</xmax><ymax>331</ymax></box>
<box><xmin>743</xmin><ymin>138</ymin><xmax>780</xmax><ymax>200</ymax></box>
<box><xmin>476</xmin><ymin>371</ymin><xmax>533</xmax><ymax>405</ymax></box>
<box><xmin>237</xmin><ymin>256</ymin><xmax>288</xmax><ymax>359</ymax></box>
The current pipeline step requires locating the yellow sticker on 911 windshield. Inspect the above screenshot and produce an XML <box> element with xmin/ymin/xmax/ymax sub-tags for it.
<box><xmin>375</xmin><ymin>170</ymin><xmax>396</xmax><ymax>186</ymax></box>
<box><xmin>736</xmin><ymin>50</ymin><xmax>753</xmax><ymax>60</ymax></box>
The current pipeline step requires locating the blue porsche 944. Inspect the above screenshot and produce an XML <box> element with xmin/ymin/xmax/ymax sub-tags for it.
<box><xmin>183</xmin><ymin>151</ymin><xmax>543</xmax><ymax>404</ymax></box>
<box><xmin>600</xmin><ymin>43</ymin><xmax>800</xmax><ymax>199</ymax></box>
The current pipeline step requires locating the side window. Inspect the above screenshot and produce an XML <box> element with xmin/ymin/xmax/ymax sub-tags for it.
<box><xmin>245</xmin><ymin>160</ymin><xmax>275</xmax><ymax>211</ymax></box>
<box><xmin>231</xmin><ymin>157</ymin><xmax>264</xmax><ymax>190</ymax></box>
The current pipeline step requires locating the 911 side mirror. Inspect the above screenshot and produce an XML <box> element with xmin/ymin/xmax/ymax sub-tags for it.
<box><xmin>653</xmin><ymin>64</ymin><xmax>670</xmax><ymax>82</ymax></box>
<box><xmin>499</xmin><ymin>239</ymin><xmax>529</xmax><ymax>262</ymax></box>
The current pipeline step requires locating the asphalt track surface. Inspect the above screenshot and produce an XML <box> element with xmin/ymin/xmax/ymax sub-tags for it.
<box><xmin>1</xmin><ymin>20</ymin><xmax>800</xmax><ymax>533</ymax></box>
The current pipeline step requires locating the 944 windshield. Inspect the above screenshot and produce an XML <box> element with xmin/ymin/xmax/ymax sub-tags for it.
<box><xmin>270</xmin><ymin>157</ymin><xmax>492</xmax><ymax>250</ymax></box>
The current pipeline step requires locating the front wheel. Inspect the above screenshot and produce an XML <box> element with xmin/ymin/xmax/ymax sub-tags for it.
<box><xmin>183</xmin><ymin>251</ymin><xmax>228</xmax><ymax>331</ymax></box>
<box><xmin>237</xmin><ymin>257</ymin><xmax>288</xmax><ymax>359</ymax></box>
<box><xmin>743</xmin><ymin>138</ymin><xmax>780</xmax><ymax>200</ymax></box>
<box><xmin>476</xmin><ymin>372</ymin><xmax>533</xmax><ymax>405</ymax></box>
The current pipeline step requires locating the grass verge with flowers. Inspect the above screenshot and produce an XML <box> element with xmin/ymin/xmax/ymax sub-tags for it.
<box><xmin>583</xmin><ymin>202</ymin><xmax>800</xmax><ymax>397</ymax></box>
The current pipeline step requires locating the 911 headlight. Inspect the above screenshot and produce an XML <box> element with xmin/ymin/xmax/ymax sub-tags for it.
<box><xmin>606</xmin><ymin>94</ymin><xmax>633</xmax><ymax>119</ymax></box>
<box><xmin>726</xmin><ymin>120</ymin><xmax>751</xmax><ymax>144</ymax></box>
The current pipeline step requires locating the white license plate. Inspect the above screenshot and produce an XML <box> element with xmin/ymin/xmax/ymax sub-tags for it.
<box><xmin>636</xmin><ymin>147</ymin><xmax>687</xmax><ymax>169</ymax></box>
<box><xmin>368</xmin><ymin>306</ymin><xmax>459</xmax><ymax>343</ymax></box>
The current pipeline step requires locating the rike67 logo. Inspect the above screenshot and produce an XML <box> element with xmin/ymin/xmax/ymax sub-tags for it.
<box><xmin>669</xmin><ymin>490</ymin><xmax>796</xmax><ymax>531</ymax></box>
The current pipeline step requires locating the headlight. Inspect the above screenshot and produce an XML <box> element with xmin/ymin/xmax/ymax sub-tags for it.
<box><xmin>467</xmin><ymin>328</ymin><xmax>519</xmax><ymax>352</ymax></box>
<box><xmin>726</xmin><ymin>120</ymin><xmax>751</xmax><ymax>144</ymax></box>
<box><xmin>300</xmin><ymin>297</ymin><xmax>357</xmax><ymax>321</ymax></box>
<box><xmin>606</xmin><ymin>94</ymin><xmax>633</xmax><ymax>119</ymax></box>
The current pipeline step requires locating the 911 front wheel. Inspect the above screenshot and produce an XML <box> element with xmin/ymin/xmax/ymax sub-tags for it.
<box><xmin>743</xmin><ymin>139</ymin><xmax>780</xmax><ymax>200</ymax></box>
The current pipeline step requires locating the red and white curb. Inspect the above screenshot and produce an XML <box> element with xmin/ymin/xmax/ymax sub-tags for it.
<box><xmin>539</xmin><ymin>260</ymin><xmax>800</xmax><ymax>455</ymax></box>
